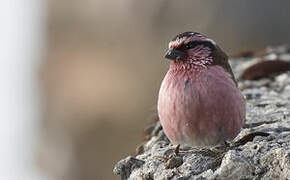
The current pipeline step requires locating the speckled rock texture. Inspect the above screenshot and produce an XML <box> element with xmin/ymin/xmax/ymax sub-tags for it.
<box><xmin>114</xmin><ymin>45</ymin><xmax>290</xmax><ymax>180</ymax></box>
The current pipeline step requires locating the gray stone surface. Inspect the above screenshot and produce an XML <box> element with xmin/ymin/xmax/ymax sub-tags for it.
<box><xmin>114</xmin><ymin>46</ymin><xmax>290</xmax><ymax>180</ymax></box>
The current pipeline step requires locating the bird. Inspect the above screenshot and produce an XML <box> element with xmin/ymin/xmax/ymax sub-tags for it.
<box><xmin>157</xmin><ymin>32</ymin><xmax>246</xmax><ymax>147</ymax></box>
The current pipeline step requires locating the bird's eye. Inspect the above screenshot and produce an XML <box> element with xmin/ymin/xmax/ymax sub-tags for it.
<box><xmin>185</xmin><ymin>44</ymin><xmax>193</xmax><ymax>49</ymax></box>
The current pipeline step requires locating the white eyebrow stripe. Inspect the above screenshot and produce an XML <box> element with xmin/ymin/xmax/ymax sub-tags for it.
<box><xmin>205</xmin><ymin>38</ymin><xmax>216</xmax><ymax>45</ymax></box>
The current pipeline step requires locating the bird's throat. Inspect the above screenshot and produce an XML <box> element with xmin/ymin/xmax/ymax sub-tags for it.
<box><xmin>169</xmin><ymin>59</ymin><xmax>210</xmax><ymax>73</ymax></box>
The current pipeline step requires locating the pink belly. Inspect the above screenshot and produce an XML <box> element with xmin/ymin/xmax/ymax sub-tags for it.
<box><xmin>157</xmin><ymin>66</ymin><xmax>245</xmax><ymax>146</ymax></box>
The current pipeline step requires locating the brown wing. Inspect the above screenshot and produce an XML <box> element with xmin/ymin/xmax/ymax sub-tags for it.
<box><xmin>211</xmin><ymin>45</ymin><xmax>238</xmax><ymax>86</ymax></box>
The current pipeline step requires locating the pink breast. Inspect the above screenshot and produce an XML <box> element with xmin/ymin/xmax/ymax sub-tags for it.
<box><xmin>157</xmin><ymin>65</ymin><xmax>245</xmax><ymax>146</ymax></box>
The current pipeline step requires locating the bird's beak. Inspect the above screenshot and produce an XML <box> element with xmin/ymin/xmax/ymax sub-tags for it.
<box><xmin>164</xmin><ymin>49</ymin><xmax>185</xmax><ymax>61</ymax></box>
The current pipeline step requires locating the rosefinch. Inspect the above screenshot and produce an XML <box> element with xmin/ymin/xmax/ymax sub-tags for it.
<box><xmin>158</xmin><ymin>32</ymin><xmax>246</xmax><ymax>147</ymax></box>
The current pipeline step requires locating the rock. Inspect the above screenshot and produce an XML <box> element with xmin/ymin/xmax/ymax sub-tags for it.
<box><xmin>113</xmin><ymin>156</ymin><xmax>145</xmax><ymax>180</ymax></box>
<box><xmin>114</xmin><ymin>45</ymin><xmax>290</xmax><ymax>179</ymax></box>
<box><xmin>214</xmin><ymin>150</ymin><xmax>254</xmax><ymax>179</ymax></box>
<box><xmin>260</xmin><ymin>148</ymin><xmax>290</xmax><ymax>179</ymax></box>
<box><xmin>166</xmin><ymin>156</ymin><xmax>183</xmax><ymax>169</ymax></box>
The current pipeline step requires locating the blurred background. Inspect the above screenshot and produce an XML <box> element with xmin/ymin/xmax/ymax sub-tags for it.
<box><xmin>1</xmin><ymin>0</ymin><xmax>290</xmax><ymax>179</ymax></box>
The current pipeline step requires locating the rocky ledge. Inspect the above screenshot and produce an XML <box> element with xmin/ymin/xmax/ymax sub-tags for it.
<box><xmin>114</xmin><ymin>45</ymin><xmax>290</xmax><ymax>180</ymax></box>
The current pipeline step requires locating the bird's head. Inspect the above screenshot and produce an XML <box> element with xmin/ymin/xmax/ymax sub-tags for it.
<box><xmin>165</xmin><ymin>32</ymin><xmax>225</xmax><ymax>70</ymax></box>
